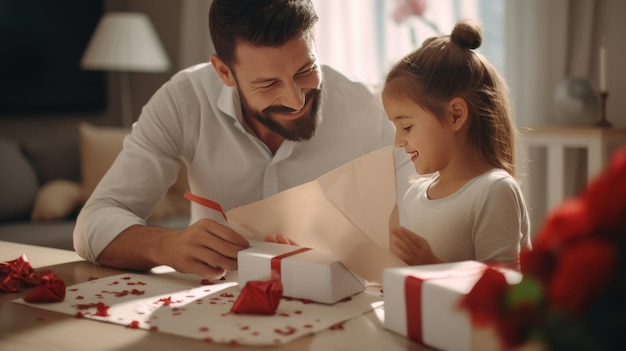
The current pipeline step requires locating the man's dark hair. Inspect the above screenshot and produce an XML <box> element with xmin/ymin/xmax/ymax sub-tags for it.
<box><xmin>209</xmin><ymin>0</ymin><xmax>318</xmax><ymax>67</ymax></box>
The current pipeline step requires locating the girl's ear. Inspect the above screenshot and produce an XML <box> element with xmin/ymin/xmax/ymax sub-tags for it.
<box><xmin>446</xmin><ymin>97</ymin><xmax>469</xmax><ymax>131</ymax></box>
<box><xmin>210</xmin><ymin>54</ymin><xmax>236</xmax><ymax>87</ymax></box>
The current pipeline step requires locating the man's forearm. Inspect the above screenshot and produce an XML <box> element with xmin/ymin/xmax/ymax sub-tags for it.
<box><xmin>96</xmin><ymin>224</ymin><xmax>173</xmax><ymax>271</ymax></box>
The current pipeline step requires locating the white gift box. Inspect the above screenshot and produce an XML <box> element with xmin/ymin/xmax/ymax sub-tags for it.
<box><xmin>237</xmin><ymin>242</ymin><xmax>366</xmax><ymax>304</ymax></box>
<box><xmin>383</xmin><ymin>261</ymin><xmax>522</xmax><ymax>351</ymax></box>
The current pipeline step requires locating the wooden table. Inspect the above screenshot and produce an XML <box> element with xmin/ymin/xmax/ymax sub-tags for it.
<box><xmin>0</xmin><ymin>241</ymin><xmax>429</xmax><ymax>351</ymax></box>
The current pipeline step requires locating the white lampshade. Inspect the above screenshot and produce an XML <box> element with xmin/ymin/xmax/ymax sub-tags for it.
<box><xmin>81</xmin><ymin>12</ymin><xmax>170</xmax><ymax>72</ymax></box>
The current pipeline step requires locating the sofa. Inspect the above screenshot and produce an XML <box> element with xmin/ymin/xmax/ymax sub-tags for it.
<box><xmin>0</xmin><ymin>122</ymin><xmax>190</xmax><ymax>251</ymax></box>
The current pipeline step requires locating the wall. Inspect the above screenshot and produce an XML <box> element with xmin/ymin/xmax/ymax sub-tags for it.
<box><xmin>0</xmin><ymin>0</ymin><xmax>183</xmax><ymax>140</ymax></box>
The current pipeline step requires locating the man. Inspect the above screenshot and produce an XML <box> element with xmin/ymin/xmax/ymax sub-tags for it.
<box><xmin>73</xmin><ymin>0</ymin><xmax>412</xmax><ymax>279</ymax></box>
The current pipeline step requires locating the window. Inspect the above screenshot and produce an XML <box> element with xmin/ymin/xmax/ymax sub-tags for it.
<box><xmin>312</xmin><ymin>0</ymin><xmax>505</xmax><ymax>88</ymax></box>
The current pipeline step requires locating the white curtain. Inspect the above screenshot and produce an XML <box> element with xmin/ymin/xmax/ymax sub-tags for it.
<box><xmin>504</xmin><ymin>0</ymin><xmax>599</xmax><ymax>128</ymax></box>
<box><xmin>312</xmin><ymin>0</ymin><xmax>487</xmax><ymax>89</ymax></box>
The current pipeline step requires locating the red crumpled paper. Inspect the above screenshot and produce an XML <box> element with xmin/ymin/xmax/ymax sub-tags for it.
<box><xmin>23</xmin><ymin>270</ymin><xmax>66</xmax><ymax>303</ymax></box>
<box><xmin>230</xmin><ymin>279</ymin><xmax>283</xmax><ymax>315</ymax></box>
<box><xmin>1</xmin><ymin>254</ymin><xmax>66</xmax><ymax>302</ymax></box>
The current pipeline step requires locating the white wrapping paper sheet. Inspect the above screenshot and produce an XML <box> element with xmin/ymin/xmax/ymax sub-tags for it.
<box><xmin>15</xmin><ymin>271</ymin><xmax>384</xmax><ymax>346</ymax></box>
<box><xmin>227</xmin><ymin>146</ymin><xmax>406</xmax><ymax>283</ymax></box>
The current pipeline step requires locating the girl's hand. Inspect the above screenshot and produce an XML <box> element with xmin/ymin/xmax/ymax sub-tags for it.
<box><xmin>264</xmin><ymin>234</ymin><xmax>299</xmax><ymax>246</ymax></box>
<box><xmin>390</xmin><ymin>226</ymin><xmax>442</xmax><ymax>265</ymax></box>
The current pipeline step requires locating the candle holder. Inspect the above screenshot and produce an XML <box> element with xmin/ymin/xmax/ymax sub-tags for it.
<box><xmin>596</xmin><ymin>91</ymin><xmax>612</xmax><ymax>128</ymax></box>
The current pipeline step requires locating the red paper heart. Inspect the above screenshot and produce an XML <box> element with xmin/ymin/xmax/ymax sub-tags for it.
<box><xmin>23</xmin><ymin>270</ymin><xmax>66</xmax><ymax>303</ymax></box>
<box><xmin>230</xmin><ymin>279</ymin><xmax>283</xmax><ymax>315</ymax></box>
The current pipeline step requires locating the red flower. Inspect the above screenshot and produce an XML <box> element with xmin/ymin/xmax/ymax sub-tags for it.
<box><xmin>392</xmin><ymin>0</ymin><xmax>428</xmax><ymax>24</ymax></box>
<box><xmin>548</xmin><ymin>237</ymin><xmax>616</xmax><ymax>314</ymax></box>
<box><xmin>519</xmin><ymin>249</ymin><xmax>557</xmax><ymax>286</ymax></box>
<box><xmin>459</xmin><ymin>268</ymin><xmax>508</xmax><ymax>326</ymax></box>
<box><xmin>533</xmin><ymin>198</ymin><xmax>594</xmax><ymax>250</ymax></box>
<box><xmin>583</xmin><ymin>147</ymin><xmax>626</xmax><ymax>233</ymax></box>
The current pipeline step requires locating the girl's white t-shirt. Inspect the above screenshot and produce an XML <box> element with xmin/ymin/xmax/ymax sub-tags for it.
<box><xmin>400</xmin><ymin>168</ymin><xmax>531</xmax><ymax>269</ymax></box>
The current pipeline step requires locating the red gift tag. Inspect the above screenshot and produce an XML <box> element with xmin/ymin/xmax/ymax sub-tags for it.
<box><xmin>230</xmin><ymin>279</ymin><xmax>283</xmax><ymax>315</ymax></box>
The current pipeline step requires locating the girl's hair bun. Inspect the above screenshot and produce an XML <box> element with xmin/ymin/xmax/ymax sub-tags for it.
<box><xmin>450</xmin><ymin>19</ymin><xmax>482</xmax><ymax>50</ymax></box>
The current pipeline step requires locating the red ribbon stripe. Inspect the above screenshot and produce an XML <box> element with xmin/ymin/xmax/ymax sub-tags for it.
<box><xmin>183</xmin><ymin>191</ymin><xmax>227</xmax><ymax>220</ymax></box>
<box><xmin>404</xmin><ymin>276</ymin><xmax>425</xmax><ymax>342</ymax></box>
<box><xmin>270</xmin><ymin>248</ymin><xmax>312</xmax><ymax>281</ymax></box>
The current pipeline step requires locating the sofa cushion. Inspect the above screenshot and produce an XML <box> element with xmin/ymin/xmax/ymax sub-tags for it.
<box><xmin>0</xmin><ymin>138</ymin><xmax>39</xmax><ymax>221</ymax></box>
<box><xmin>31</xmin><ymin>179</ymin><xmax>82</xmax><ymax>221</ymax></box>
<box><xmin>78</xmin><ymin>122</ymin><xmax>189</xmax><ymax>220</ymax></box>
<box><xmin>21</xmin><ymin>129</ymin><xmax>81</xmax><ymax>184</ymax></box>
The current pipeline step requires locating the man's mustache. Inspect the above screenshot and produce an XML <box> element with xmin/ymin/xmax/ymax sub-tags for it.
<box><xmin>262</xmin><ymin>89</ymin><xmax>320</xmax><ymax>114</ymax></box>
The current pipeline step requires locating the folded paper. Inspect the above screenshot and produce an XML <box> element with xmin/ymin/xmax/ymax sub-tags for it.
<box><xmin>230</xmin><ymin>279</ymin><xmax>282</xmax><ymax>315</ymax></box>
<box><xmin>225</xmin><ymin>146</ymin><xmax>406</xmax><ymax>283</ymax></box>
<box><xmin>238</xmin><ymin>242</ymin><xmax>365</xmax><ymax>304</ymax></box>
<box><xmin>383</xmin><ymin>261</ymin><xmax>522</xmax><ymax>351</ymax></box>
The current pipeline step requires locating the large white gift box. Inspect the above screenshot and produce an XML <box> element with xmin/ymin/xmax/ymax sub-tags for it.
<box><xmin>238</xmin><ymin>242</ymin><xmax>366</xmax><ymax>304</ymax></box>
<box><xmin>383</xmin><ymin>261</ymin><xmax>522</xmax><ymax>351</ymax></box>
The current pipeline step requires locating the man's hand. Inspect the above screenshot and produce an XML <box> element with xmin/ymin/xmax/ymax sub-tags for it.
<box><xmin>390</xmin><ymin>226</ymin><xmax>442</xmax><ymax>266</ymax></box>
<box><xmin>264</xmin><ymin>233</ymin><xmax>299</xmax><ymax>246</ymax></box>
<box><xmin>161</xmin><ymin>219</ymin><xmax>250</xmax><ymax>278</ymax></box>
<box><xmin>98</xmin><ymin>219</ymin><xmax>249</xmax><ymax>279</ymax></box>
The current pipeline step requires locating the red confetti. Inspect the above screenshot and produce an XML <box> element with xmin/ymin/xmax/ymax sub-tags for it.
<box><xmin>88</xmin><ymin>276</ymin><xmax>99</xmax><ymax>281</ymax></box>
<box><xmin>157</xmin><ymin>296</ymin><xmax>173</xmax><ymax>305</ymax></box>
<box><xmin>95</xmin><ymin>302</ymin><xmax>110</xmax><ymax>317</ymax></box>
<box><xmin>75</xmin><ymin>311</ymin><xmax>86</xmax><ymax>318</ymax></box>
<box><xmin>76</xmin><ymin>295</ymin><xmax>84</xmax><ymax>300</ymax></box>
<box><xmin>199</xmin><ymin>326</ymin><xmax>209</xmax><ymax>332</ymax></box>
<box><xmin>274</xmin><ymin>326</ymin><xmax>297</xmax><ymax>335</ymax></box>
<box><xmin>200</xmin><ymin>279</ymin><xmax>214</xmax><ymax>285</ymax></box>
<box><xmin>75</xmin><ymin>303</ymin><xmax>99</xmax><ymax>310</ymax></box>
<box><xmin>122</xmin><ymin>276</ymin><xmax>132</xmax><ymax>280</ymax></box>
<box><xmin>328</xmin><ymin>322</ymin><xmax>345</xmax><ymax>330</ymax></box>
<box><xmin>220</xmin><ymin>293</ymin><xmax>234</xmax><ymax>298</ymax></box>
<box><xmin>127</xmin><ymin>320</ymin><xmax>140</xmax><ymax>329</ymax></box>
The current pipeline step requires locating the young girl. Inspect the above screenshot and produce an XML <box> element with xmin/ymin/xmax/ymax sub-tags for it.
<box><xmin>383</xmin><ymin>20</ymin><xmax>531</xmax><ymax>270</ymax></box>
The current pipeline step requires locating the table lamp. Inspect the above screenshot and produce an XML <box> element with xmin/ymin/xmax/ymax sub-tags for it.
<box><xmin>81</xmin><ymin>12</ymin><xmax>170</xmax><ymax>126</ymax></box>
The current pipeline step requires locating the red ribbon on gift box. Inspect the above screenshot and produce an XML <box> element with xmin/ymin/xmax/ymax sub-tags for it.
<box><xmin>270</xmin><ymin>247</ymin><xmax>312</xmax><ymax>281</ymax></box>
<box><xmin>403</xmin><ymin>265</ymin><xmax>488</xmax><ymax>343</ymax></box>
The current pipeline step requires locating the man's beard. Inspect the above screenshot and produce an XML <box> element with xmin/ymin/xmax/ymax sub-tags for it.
<box><xmin>239</xmin><ymin>88</ymin><xmax>322</xmax><ymax>141</ymax></box>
